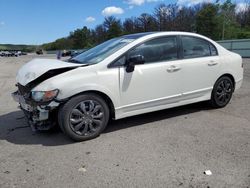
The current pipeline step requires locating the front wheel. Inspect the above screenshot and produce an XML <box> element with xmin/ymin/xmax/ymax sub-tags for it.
<box><xmin>58</xmin><ymin>94</ymin><xmax>110</xmax><ymax>141</ymax></box>
<box><xmin>210</xmin><ymin>76</ymin><xmax>234</xmax><ymax>108</ymax></box>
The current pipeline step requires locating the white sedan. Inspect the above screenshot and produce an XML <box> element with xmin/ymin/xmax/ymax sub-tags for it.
<box><xmin>12</xmin><ymin>32</ymin><xmax>243</xmax><ymax>141</ymax></box>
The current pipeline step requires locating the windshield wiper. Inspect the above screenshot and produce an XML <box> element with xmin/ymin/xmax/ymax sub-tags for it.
<box><xmin>67</xmin><ymin>59</ymin><xmax>82</xmax><ymax>64</ymax></box>
<box><xmin>67</xmin><ymin>59</ymin><xmax>95</xmax><ymax>67</ymax></box>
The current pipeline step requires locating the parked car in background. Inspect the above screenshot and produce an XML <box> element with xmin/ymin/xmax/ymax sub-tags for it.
<box><xmin>70</xmin><ymin>49</ymin><xmax>87</xmax><ymax>58</ymax></box>
<box><xmin>14</xmin><ymin>51</ymin><xmax>22</xmax><ymax>57</ymax></box>
<box><xmin>9</xmin><ymin>51</ymin><xmax>15</xmax><ymax>56</ymax></box>
<box><xmin>12</xmin><ymin>32</ymin><xmax>243</xmax><ymax>141</ymax></box>
<box><xmin>70</xmin><ymin>50</ymin><xmax>79</xmax><ymax>57</ymax></box>
<box><xmin>36</xmin><ymin>49</ymin><xmax>43</xmax><ymax>55</ymax></box>
<box><xmin>0</xmin><ymin>51</ymin><xmax>10</xmax><ymax>57</ymax></box>
<box><xmin>62</xmin><ymin>50</ymin><xmax>72</xmax><ymax>57</ymax></box>
<box><xmin>0</xmin><ymin>51</ymin><xmax>4</xmax><ymax>56</ymax></box>
<box><xmin>0</xmin><ymin>50</ymin><xmax>26</xmax><ymax>57</ymax></box>
<box><xmin>4</xmin><ymin>51</ymin><xmax>11</xmax><ymax>57</ymax></box>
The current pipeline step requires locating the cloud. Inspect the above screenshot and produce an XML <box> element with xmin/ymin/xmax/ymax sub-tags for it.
<box><xmin>147</xmin><ymin>0</ymin><xmax>162</xmax><ymax>2</ymax></box>
<box><xmin>125</xmin><ymin>0</ymin><xmax>162</xmax><ymax>7</ymax></box>
<box><xmin>85</xmin><ymin>16</ymin><xmax>96</xmax><ymax>23</ymax></box>
<box><xmin>0</xmin><ymin>21</ymin><xmax>5</xmax><ymax>27</ymax></box>
<box><xmin>126</xmin><ymin>0</ymin><xmax>145</xmax><ymax>6</ymax></box>
<box><xmin>159</xmin><ymin>6</ymin><xmax>171</xmax><ymax>15</ymax></box>
<box><xmin>177</xmin><ymin>0</ymin><xmax>210</xmax><ymax>6</ymax></box>
<box><xmin>236</xmin><ymin>3</ymin><xmax>249</xmax><ymax>13</ymax></box>
<box><xmin>128</xmin><ymin>5</ymin><xmax>134</xmax><ymax>9</ymax></box>
<box><xmin>102</xmin><ymin>6</ymin><xmax>124</xmax><ymax>16</ymax></box>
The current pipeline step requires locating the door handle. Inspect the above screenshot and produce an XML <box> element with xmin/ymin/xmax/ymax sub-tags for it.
<box><xmin>167</xmin><ymin>65</ymin><xmax>181</xmax><ymax>72</ymax></box>
<box><xmin>208</xmin><ymin>61</ymin><xmax>218</xmax><ymax>66</ymax></box>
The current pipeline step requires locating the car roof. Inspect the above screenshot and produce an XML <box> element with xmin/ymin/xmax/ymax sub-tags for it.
<box><xmin>122</xmin><ymin>31</ymin><xmax>220</xmax><ymax>48</ymax></box>
<box><xmin>123</xmin><ymin>31</ymin><xmax>208</xmax><ymax>40</ymax></box>
<box><xmin>123</xmin><ymin>32</ymin><xmax>156</xmax><ymax>39</ymax></box>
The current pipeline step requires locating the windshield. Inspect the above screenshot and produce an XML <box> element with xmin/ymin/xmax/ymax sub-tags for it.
<box><xmin>69</xmin><ymin>37</ymin><xmax>135</xmax><ymax>64</ymax></box>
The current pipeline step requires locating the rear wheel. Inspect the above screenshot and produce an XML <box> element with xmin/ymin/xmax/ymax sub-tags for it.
<box><xmin>210</xmin><ymin>76</ymin><xmax>234</xmax><ymax>108</ymax></box>
<box><xmin>58</xmin><ymin>94</ymin><xmax>109</xmax><ymax>141</ymax></box>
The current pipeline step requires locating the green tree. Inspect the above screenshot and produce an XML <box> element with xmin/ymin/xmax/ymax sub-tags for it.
<box><xmin>93</xmin><ymin>24</ymin><xmax>107</xmax><ymax>44</ymax></box>
<box><xmin>174</xmin><ymin>6</ymin><xmax>196</xmax><ymax>31</ymax></box>
<box><xmin>219</xmin><ymin>0</ymin><xmax>238</xmax><ymax>39</ymax></box>
<box><xmin>196</xmin><ymin>3</ymin><xmax>220</xmax><ymax>40</ymax></box>
<box><xmin>69</xmin><ymin>26</ymin><xmax>92</xmax><ymax>49</ymax></box>
<box><xmin>103</xmin><ymin>16</ymin><xmax>122</xmax><ymax>39</ymax></box>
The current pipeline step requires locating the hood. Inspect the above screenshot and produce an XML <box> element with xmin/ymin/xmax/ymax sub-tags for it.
<box><xmin>17</xmin><ymin>58</ymin><xmax>81</xmax><ymax>86</ymax></box>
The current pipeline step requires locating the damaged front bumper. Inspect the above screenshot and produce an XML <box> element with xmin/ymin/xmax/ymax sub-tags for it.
<box><xmin>12</xmin><ymin>91</ymin><xmax>60</xmax><ymax>131</ymax></box>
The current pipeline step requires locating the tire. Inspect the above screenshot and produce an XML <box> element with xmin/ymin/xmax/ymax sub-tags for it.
<box><xmin>58</xmin><ymin>106</ymin><xmax>65</xmax><ymax>133</ymax></box>
<box><xmin>58</xmin><ymin>93</ymin><xmax>110</xmax><ymax>141</ymax></box>
<box><xmin>210</xmin><ymin>76</ymin><xmax>234</xmax><ymax>108</ymax></box>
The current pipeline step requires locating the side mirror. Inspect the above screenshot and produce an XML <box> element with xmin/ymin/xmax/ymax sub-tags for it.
<box><xmin>126</xmin><ymin>55</ymin><xmax>145</xmax><ymax>73</ymax></box>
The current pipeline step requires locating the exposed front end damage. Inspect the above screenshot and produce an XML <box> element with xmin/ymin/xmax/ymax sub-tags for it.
<box><xmin>12</xmin><ymin>88</ymin><xmax>60</xmax><ymax>131</ymax></box>
<box><xmin>11</xmin><ymin>59</ymin><xmax>82</xmax><ymax>131</ymax></box>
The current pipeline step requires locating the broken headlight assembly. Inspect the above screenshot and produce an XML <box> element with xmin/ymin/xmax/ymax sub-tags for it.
<box><xmin>31</xmin><ymin>89</ymin><xmax>59</xmax><ymax>102</ymax></box>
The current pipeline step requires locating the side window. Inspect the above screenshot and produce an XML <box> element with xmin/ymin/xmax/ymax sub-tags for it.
<box><xmin>127</xmin><ymin>37</ymin><xmax>178</xmax><ymax>64</ymax></box>
<box><xmin>210</xmin><ymin>44</ymin><xmax>218</xmax><ymax>56</ymax></box>
<box><xmin>181</xmin><ymin>36</ymin><xmax>211</xmax><ymax>59</ymax></box>
<box><xmin>112</xmin><ymin>56</ymin><xmax>126</xmax><ymax>67</ymax></box>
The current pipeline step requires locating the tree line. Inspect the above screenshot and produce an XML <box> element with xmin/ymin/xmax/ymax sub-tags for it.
<box><xmin>0</xmin><ymin>44</ymin><xmax>36</xmax><ymax>52</ymax></box>
<box><xmin>42</xmin><ymin>0</ymin><xmax>250</xmax><ymax>51</ymax></box>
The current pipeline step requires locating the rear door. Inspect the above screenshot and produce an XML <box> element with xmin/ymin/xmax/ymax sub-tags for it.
<box><xmin>179</xmin><ymin>35</ymin><xmax>221</xmax><ymax>100</ymax></box>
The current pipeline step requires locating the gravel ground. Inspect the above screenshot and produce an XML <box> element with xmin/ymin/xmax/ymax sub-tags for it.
<box><xmin>0</xmin><ymin>54</ymin><xmax>249</xmax><ymax>188</ymax></box>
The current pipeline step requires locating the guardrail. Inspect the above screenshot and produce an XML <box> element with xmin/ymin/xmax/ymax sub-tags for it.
<box><xmin>217</xmin><ymin>39</ymin><xmax>250</xmax><ymax>58</ymax></box>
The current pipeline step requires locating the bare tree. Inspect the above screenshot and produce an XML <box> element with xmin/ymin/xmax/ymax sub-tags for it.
<box><xmin>236</xmin><ymin>0</ymin><xmax>250</xmax><ymax>28</ymax></box>
<box><xmin>123</xmin><ymin>17</ymin><xmax>136</xmax><ymax>34</ymax></box>
<box><xmin>154</xmin><ymin>4</ymin><xmax>169</xmax><ymax>31</ymax></box>
<box><xmin>138</xmin><ymin>13</ymin><xmax>157</xmax><ymax>32</ymax></box>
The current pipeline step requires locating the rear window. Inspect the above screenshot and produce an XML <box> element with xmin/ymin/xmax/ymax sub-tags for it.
<box><xmin>182</xmin><ymin>36</ymin><xmax>217</xmax><ymax>59</ymax></box>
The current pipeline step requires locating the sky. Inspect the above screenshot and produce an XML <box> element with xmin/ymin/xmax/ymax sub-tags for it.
<box><xmin>0</xmin><ymin>0</ymin><xmax>246</xmax><ymax>45</ymax></box>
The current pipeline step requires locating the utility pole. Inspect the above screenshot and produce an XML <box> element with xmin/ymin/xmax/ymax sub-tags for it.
<box><xmin>222</xmin><ymin>12</ymin><xmax>225</xmax><ymax>40</ymax></box>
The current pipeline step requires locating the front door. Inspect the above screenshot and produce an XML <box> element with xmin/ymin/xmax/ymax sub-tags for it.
<box><xmin>119</xmin><ymin>36</ymin><xmax>183</xmax><ymax>113</ymax></box>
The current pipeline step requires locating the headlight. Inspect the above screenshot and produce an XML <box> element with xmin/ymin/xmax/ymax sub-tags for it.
<box><xmin>31</xmin><ymin>89</ymin><xmax>59</xmax><ymax>102</ymax></box>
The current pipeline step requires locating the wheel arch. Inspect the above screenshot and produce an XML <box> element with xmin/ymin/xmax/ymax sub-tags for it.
<box><xmin>217</xmin><ymin>73</ymin><xmax>235</xmax><ymax>91</ymax></box>
<box><xmin>67</xmin><ymin>90</ymin><xmax>116</xmax><ymax>120</ymax></box>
